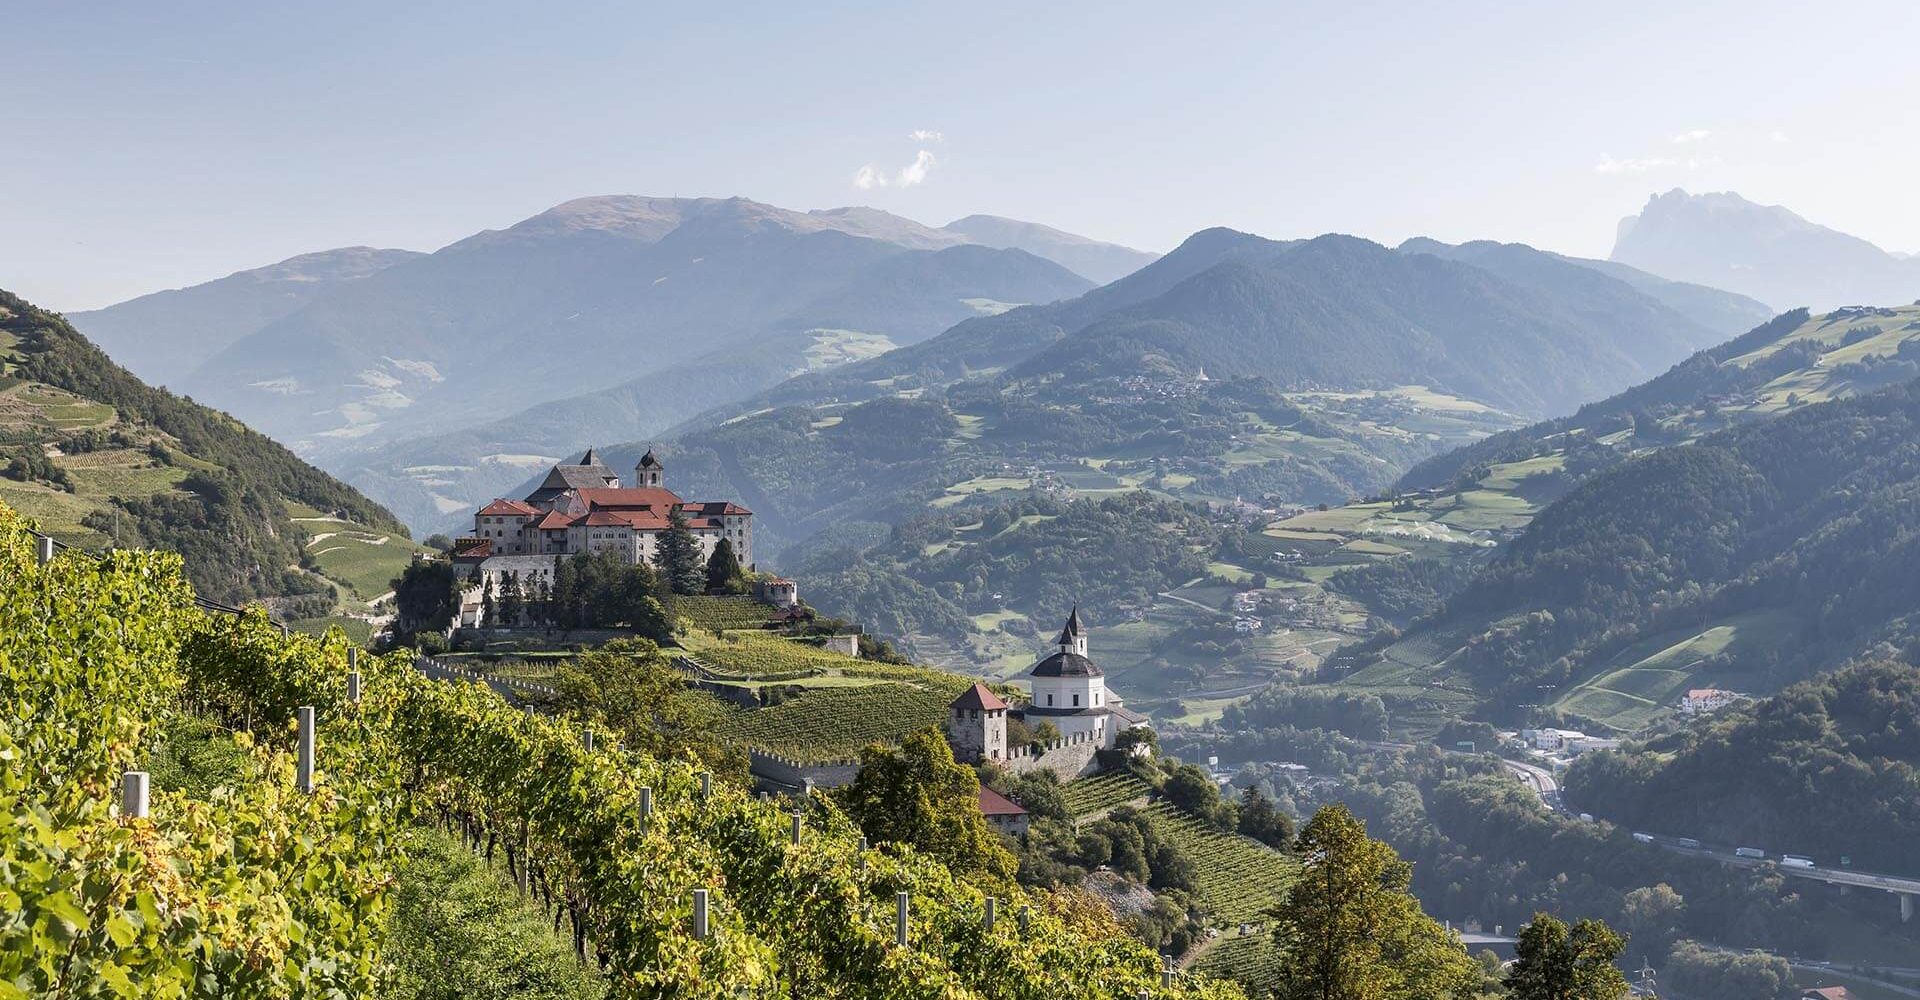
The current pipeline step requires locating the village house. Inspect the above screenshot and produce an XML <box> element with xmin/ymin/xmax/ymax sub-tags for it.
<box><xmin>452</xmin><ymin>448</ymin><xmax>753</xmax><ymax>627</ymax></box>
<box><xmin>978</xmin><ymin>786</ymin><xmax>1030</xmax><ymax>836</ymax></box>
<box><xmin>1679</xmin><ymin>688</ymin><xmax>1743</xmax><ymax>714</ymax></box>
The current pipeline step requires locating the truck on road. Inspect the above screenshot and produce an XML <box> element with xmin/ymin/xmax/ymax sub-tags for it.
<box><xmin>1735</xmin><ymin>847</ymin><xmax>1765</xmax><ymax>859</ymax></box>
<box><xmin>1632</xmin><ymin>832</ymin><xmax>1655</xmax><ymax>844</ymax></box>
<box><xmin>1781</xmin><ymin>855</ymin><xmax>1815</xmax><ymax>869</ymax></box>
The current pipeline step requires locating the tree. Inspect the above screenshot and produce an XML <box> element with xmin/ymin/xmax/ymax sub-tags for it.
<box><xmin>391</xmin><ymin>559</ymin><xmax>461</xmax><ymax>646</ymax></box>
<box><xmin>839</xmin><ymin>726</ymin><xmax>1017</xmax><ymax>888</ymax></box>
<box><xmin>1269</xmin><ymin>804</ymin><xmax>1478</xmax><ymax>1000</ymax></box>
<box><xmin>1238</xmin><ymin>786</ymin><xmax>1295</xmax><ymax>849</ymax></box>
<box><xmin>704</xmin><ymin>537</ymin><xmax>748</xmax><ymax>594</ymax></box>
<box><xmin>653</xmin><ymin>509</ymin><xmax>705</xmax><ymax>596</ymax></box>
<box><xmin>1505</xmin><ymin>913</ymin><xmax>1629</xmax><ymax>1000</ymax></box>
<box><xmin>1619</xmin><ymin>884</ymin><xmax>1685</xmax><ymax>962</ymax></box>
<box><xmin>480</xmin><ymin>575</ymin><xmax>496</xmax><ymax>626</ymax></box>
<box><xmin>498</xmin><ymin>571</ymin><xmax>523</xmax><ymax>627</ymax></box>
<box><xmin>550</xmin><ymin>638</ymin><xmax>744</xmax><ymax>780</ymax></box>
<box><xmin>422</xmin><ymin>533</ymin><xmax>454</xmax><ymax>552</ymax></box>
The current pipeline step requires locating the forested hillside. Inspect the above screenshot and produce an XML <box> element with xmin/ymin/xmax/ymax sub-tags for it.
<box><xmin>1566</xmin><ymin>661</ymin><xmax>1920</xmax><ymax>869</ymax></box>
<box><xmin>1329</xmin><ymin>375</ymin><xmax>1920</xmax><ymax>727</ymax></box>
<box><xmin>0</xmin><ymin>289</ymin><xmax>412</xmax><ymax>603</ymax></box>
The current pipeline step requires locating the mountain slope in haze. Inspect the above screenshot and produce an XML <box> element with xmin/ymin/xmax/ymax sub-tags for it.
<box><xmin>1397</xmin><ymin>238</ymin><xmax>1773</xmax><ymax>338</ymax></box>
<box><xmin>1010</xmin><ymin>232</ymin><xmax>1727</xmax><ymax>418</ymax></box>
<box><xmin>1612</xmin><ymin>188</ymin><xmax>1920</xmax><ymax>311</ymax></box>
<box><xmin>158</xmin><ymin>196</ymin><xmax>1090</xmax><ymax>458</ymax></box>
<box><xmin>941</xmin><ymin>214</ymin><xmax>1159</xmax><ymax>285</ymax></box>
<box><xmin>676</xmin><ymin>228</ymin><xmax>1729</xmax><ymax>437</ymax></box>
<box><xmin>0</xmin><ymin>289</ymin><xmax>416</xmax><ymax>604</ymax></box>
<box><xmin>68</xmin><ymin>247</ymin><xmax>422</xmax><ymax>386</ymax></box>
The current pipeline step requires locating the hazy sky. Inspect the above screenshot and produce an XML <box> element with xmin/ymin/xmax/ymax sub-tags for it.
<box><xmin>9</xmin><ymin>0</ymin><xmax>1919</xmax><ymax>310</ymax></box>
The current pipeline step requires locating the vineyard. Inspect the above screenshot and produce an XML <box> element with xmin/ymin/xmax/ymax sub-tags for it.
<box><xmin>1143</xmin><ymin>802</ymin><xmax>1298</xmax><ymax>925</ymax></box>
<box><xmin>1190</xmin><ymin>933</ymin><xmax>1280</xmax><ymax>997</ymax></box>
<box><xmin>670</xmin><ymin>595</ymin><xmax>781</xmax><ymax>632</ymax></box>
<box><xmin>716</xmin><ymin>671</ymin><xmax>977</xmax><ymax>761</ymax></box>
<box><xmin>679</xmin><ymin>629</ymin><xmax>856</xmax><ymax>679</ymax></box>
<box><xmin>1</xmin><ymin>500</ymin><xmax>1244</xmax><ymax>998</ymax></box>
<box><xmin>1061</xmin><ymin>771</ymin><xmax>1154</xmax><ymax>817</ymax></box>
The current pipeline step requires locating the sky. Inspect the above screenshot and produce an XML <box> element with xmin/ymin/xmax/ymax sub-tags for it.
<box><xmin>8</xmin><ymin>0</ymin><xmax>1920</xmax><ymax>310</ymax></box>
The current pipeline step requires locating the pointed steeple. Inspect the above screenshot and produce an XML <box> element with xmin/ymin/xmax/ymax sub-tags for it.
<box><xmin>579</xmin><ymin>446</ymin><xmax>602</xmax><ymax>467</ymax></box>
<box><xmin>638</xmin><ymin>448</ymin><xmax>660</xmax><ymax>469</ymax></box>
<box><xmin>1055</xmin><ymin>605</ymin><xmax>1088</xmax><ymax>656</ymax></box>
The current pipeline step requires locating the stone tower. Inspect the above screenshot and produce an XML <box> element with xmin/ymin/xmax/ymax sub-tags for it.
<box><xmin>947</xmin><ymin>682</ymin><xmax>1009</xmax><ymax>763</ymax></box>
<box><xmin>635</xmin><ymin>448</ymin><xmax>663</xmax><ymax>488</ymax></box>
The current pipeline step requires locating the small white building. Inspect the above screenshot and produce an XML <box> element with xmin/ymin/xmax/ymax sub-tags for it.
<box><xmin>1679</xmin><ymin>688</ymin><xmax>1743</xmax><ymax>714</ymax></box>
<box><xmin>1018</xmin><ymin>608</ymin><xmax>1151</xmax><ymax>750</ymax></box>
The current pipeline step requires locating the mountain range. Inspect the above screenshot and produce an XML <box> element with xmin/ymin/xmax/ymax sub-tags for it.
<box><xmin>1612</xmin><ymin>188</ymin><xmax>1920</xmax><ymax>312</ymax></box>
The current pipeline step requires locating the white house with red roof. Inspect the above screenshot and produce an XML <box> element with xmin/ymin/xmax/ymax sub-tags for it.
<box><xmin>454</xmin><ymin>448</ymin><xmax>753</xmax><ymax>626</ymax></box>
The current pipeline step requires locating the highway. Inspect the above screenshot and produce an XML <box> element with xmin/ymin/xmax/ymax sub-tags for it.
<box><xmin>1488</xmin><ymin>752</ymin><xmax>1920</xmax><ymax>919</ymax></box>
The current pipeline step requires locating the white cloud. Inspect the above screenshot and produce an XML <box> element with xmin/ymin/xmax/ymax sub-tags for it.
<box><xmin>897</xmin><ymin>149</ymin><xmax>936</xmax><ymax>187</ymax></box>
<box><xmin>850</xmin><ymin>149</ymin><xmax>940</xmax><ymax>189</ymax></box>
<box><xmin>1770</xmin><ymin>129</ymin><xmax>1791</xmax><ymax>143</ymax></box>
<box><xmin>1670</xmin><ymin>128</ymin><xmax>1713</xmax><ymax>144</ymax></box>
<box><xmin>908</xmin><ymin>129</ymin><xmax>944</xmax><ymax>142</ymax></box>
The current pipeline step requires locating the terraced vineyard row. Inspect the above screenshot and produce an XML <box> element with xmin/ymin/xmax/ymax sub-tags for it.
<box><xmin>671</xmin><ymin>594</ymin><xmax>781</xmax><ymax>631</ymax></box>
<box><xmin>1061</xmin><ymin>771</ymin><xmax>1153</xmax><ymax>817</ymax></box>
<box><xmin>680</xmin><ymin>630</ymin><xmax>858</xmax><ymax>679</ymax></box>
<box><xmin>1144</xmin><ymin>801</ymin><xmax>1298</xmax><ymax>924</ymax></box>
<box><xmin>1191</xmin><ymin>932</ymin><xmax>1280</xmax><ymax>996</ymax></box>
<box><xmin>717</xmin><ymin>674</ymin><xmax>974</xmax><ymax>760</ymax></box>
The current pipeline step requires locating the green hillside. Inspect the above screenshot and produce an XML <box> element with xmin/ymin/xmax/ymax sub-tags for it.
<box><xmin>0</xmin><ymin>289</ymin><xmax>417</xmax><ymax>605</ymax></box>
<box><xmin>1322</xmin><ymin>374</ymin><xmax>1920</xmax><ymax>733</ymax></box>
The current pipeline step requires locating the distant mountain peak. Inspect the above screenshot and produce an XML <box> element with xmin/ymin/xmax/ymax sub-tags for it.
<box><xmin>1612</xmin><ymin>189</ymin><xmax>1920</xmax><ymax>310</ymax></box>
<box><xmin>942</xmin><ymin>214</ymin><xmax>1159</xmax><ymax>285</ymax></box>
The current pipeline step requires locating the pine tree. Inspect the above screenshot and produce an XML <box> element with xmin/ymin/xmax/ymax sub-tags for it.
<box><xmin>653</xmin><ymin>508</ymin><xmax>705</xmax><ymax>596</ymax></box>
<box><xmin>480</xmin><ymin>575</ymin><xmax>496</xmax><ymax>626</ymax></box>
<box><xmin>498</xmin><ymin>570</ymin><xmax>523</xmax><ymax>627</ymax></box>
<box><xmin>704</xmin><ymin>538</ymin><xmax>746</xmax><ymax>594</ymax></box>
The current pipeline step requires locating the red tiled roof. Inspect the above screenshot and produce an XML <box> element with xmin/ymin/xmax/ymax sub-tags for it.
<box><xmin>680</xmin><ymin>500</ymin><xmax>753</xmax><ymax>516</ymax></box>
<box><xmin>978</xmin><ymin>786</ymin><xmax>1027</xmax><ymax>817</ymax></box>
<box><xmin>951</xmin><ymin>682</ymin><xmax>1009</xmax><ymax>712</ymax></box>
<box><xmin>451</xmin><ymin>537</ymin><xmax>492</xmax><ymax>558</ymax></box>
<box><xmin>573</xmin><ymin>487</ymin><xmax>684</xmax><ymax>510</ymax></box>
<box><xmin>478</xmin><ymin>498</ymin><xmax>539</xmax><ymax>516</ymax></box>
<box><xmin>533</xmin><ymin>511</ymin><xmax>577</xmax><ymax>530</ymax></box>
<box><xmin>581</xmin><ymin>509</ymin><xmax>670</xmax><ymax>529</ymax></box>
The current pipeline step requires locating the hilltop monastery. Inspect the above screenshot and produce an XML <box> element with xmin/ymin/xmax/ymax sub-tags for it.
<box><xmin>452</xmin><ymin>449</ymin><xmax>754</xmax><ymax>624</ymax></box>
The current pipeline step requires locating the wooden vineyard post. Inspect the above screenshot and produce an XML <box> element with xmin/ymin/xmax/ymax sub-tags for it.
<box><xmin>121</xmin><ymin>770</ymin><xmax>149</xmax><ymax>819</ymax></box>
<box><xmin>296</xmin><ymin>706</ymin><xmax>316</xmax><ymax>793</ymax></box>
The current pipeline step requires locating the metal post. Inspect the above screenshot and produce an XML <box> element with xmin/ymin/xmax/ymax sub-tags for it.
<box><xmin>1163</xmin><ymin>955</ymin><xmax>1174</xmax><ymax>988</ymax></box>
<box><xmin>791</xmin><ymin>812</ymin><xmax>803</xmax><ymax>845</ymax></box>
<box><xmin>984</xmin><ymin>896</ymin><xmax>996</xmax><ymax>932</ymax></box>
<box><xmin>121</xmin><ymin>771</ymin><xmax>149</xmax><ymax>819</ymax></box>
<box><xmin>1018</xmin><ymin>904</ymin><xmax>1030</xmax><ymax>937</ymax></box>
<box><xmin>895</xmin><ymin>891</ymin><xmax>909</xmax><ymax>947</ymax></box>
<box><xmin>296</xmin><ymin>706</ymin><xmax>316</xmax><ymax>793</ymax></box>
<box><xmin>639</xmin><ymin>786</ymin><xmax>653</xmax><ymax>829</ymax></box>
<box><xmin>35</xmin><ymin>534</ymin><xmax>54</xmax><ymax>565</ymax></box>
<box><xmin>347</xmin><ymin>671</ymin><xmax>362</xmax><ymax>703</ymax></box>
<box><xmin>583</xmin><ymin>729</ymin><xmax>595</xmax><ymax>753</ymax></box>
<box><xmin>858</xmin><ymin>835</ymin><xmax>868</xmax><ymax>871</ymax></box>
<box><xmin>699</xmin><ymin>772</ymin><xmax>712</xmax><ymax>800</ymax></box>
<box><xmin>693</xmin><ymin>889</ymin><xmax>711</xmax><ymax>939</ymax></box>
